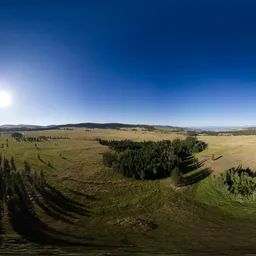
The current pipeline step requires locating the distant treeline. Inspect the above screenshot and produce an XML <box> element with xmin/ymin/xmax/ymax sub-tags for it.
<box><xmin>98</xmin><ymin>137</ymin><xmax>207</xmax><ymax>180</ymax></box>
<box><xmin>0</xmin><ymin>127</ymin><xmax>58</xmax><ymax>132</ymax></box>
<box><xmin>11</xmin><ymin>133</ymin><xmax>68</xmax><ymax>142</ymax></box>
<box><xmin>201</xmin><ymin>129</ymin><xmax>256</xmax><ymax>136</ymax></box>
<box><xmin>0</xmin><ymin>123</ymin><xmax>156</xmax><ymax>132</ymax></box>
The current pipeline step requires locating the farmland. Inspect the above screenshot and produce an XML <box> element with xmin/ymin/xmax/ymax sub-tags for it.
<box><xmin>1</xmin><ymin>127</ymin><xmax>256</xmax><ymax>254</ymax></box>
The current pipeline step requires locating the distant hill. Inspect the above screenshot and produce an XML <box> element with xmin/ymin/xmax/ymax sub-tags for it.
<box><xmin>0</xmin><ymin>124</ymin><xmax>44</xmax><ymax>129</ymax></box>
<box><xmin>0</xmin><ymin>123</ymin><xmax>156</xmax><ymax>132</ymax></box>
<box><xmin>154</xmin><ymin>125</ymin><xmax>188</xmax><ymax>130</ymax></box>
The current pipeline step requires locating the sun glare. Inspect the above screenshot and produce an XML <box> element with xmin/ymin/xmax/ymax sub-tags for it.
<box><xmin>0</xmin><ymin>91</ymin><xmax>12</xmax><ymax>108</ymax></box>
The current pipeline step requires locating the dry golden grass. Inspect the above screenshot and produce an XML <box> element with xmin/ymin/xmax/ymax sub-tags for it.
<box><xmin>196</xmin><ymin>135</ymin><xmax>256</xmax><ymax>173</ymax></box>
<box><xmin>3</xmin><ymin>128</ymin><xmax>256</xmax><ymax>177</ymax></box>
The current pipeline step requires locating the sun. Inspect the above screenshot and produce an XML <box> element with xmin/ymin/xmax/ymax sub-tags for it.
<box><xmin>0</xmin><ymin>91</ymin><xmax>12</xmax><ymax>107</ymax></box>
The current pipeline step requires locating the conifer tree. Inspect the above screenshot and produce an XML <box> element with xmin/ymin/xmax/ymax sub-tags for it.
<box><xmin>10</xmin><ymin>156</ymin><xmax>16</xmax><ymax>171</ymax></box>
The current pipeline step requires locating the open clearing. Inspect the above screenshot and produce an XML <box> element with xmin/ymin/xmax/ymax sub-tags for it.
<box><xmin>1</xmin><ymin>128</ymin><xmax>256</xmax><ymax>255</ymax></box>
<box><xmin>197</xmin><ymin>135</ymin><xmax>256</xmax><ymax>173</ymax></box>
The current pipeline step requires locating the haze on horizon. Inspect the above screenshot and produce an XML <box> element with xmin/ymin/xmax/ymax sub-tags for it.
<box><xmin>1</xmin><ymin>1</ymin><xmax>256</xmax><ymax>127</ymax></box>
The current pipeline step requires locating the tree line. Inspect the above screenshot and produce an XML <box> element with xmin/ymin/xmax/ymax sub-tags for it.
<box><xmin>98</xmin><ymin>137</ymin><xmax>207</xmax><ymax>180</ymax></box>
<box><xmin>201</xmin><ymin>129</ymin><xmax>256</xmax><ymax>136</ymax></box>
<box><xmin>11</xmin><ymin>133</ymin><xmax>69</xmax><ymax>142</ymax></box>
<box><xmin>0</xmin><ymin>154</ymin><xmax>47</xmax><ymax>234</ymax></box>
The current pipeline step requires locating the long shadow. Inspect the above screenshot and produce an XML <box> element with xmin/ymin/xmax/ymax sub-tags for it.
<box><xmin>30</xmin><ymin>187</ymin><xmax>77</xmax><ymax>224</ymax></box>
<box><xmin>7</xmin><ymin>177</ymin><xmax>94</xmax><ymax>245</ymax></box>
<box><xmin>67</xmin><ymin>188</ymin><xmax>99</xmax><ymax>201</ymax></box>
<box><xmin>39</xmin><ymin>158</ymin><xmax>58</xmax><ymax>171</ymax></box>
<box><xmin>177</xmin><ymin>154</ymin><xmax>212</xmax><ymax>185</ymax></box>
<box><xmin>39</xmin><ymin>184</ymin><xmax>89</xmax><ymax>216</ymax></box>
<box><xmin>39</xmin><ymin>158</ymin><xmax>47</xmax><ymax>165</ymax></box>
<box><xmin>183</xmin><ymin>168</ymin><xmax>213</xmax><ymax>186</ymax></box>
<box><xmin>214</xmin><ymin>155</ymin><xmax>223</xmax><ymax>161</ymax></box>
<box><xmin>37</xmin><ymin>185</ymin><xmax>89</xmax><ymax>217</ymax></box>
<box><xmin>26</xmin><ymin>176</ymin><xmax>90</xmax><ymax>217</ymax></box>
<box><xmin>179</xmin><ymin>156</ymin><xmax>207</xmax><ymax>175</ymax></box>
<box><xmin>49</xmin><ymin>165</ymin><xmax>58</xmax><ymax>171</ymax></box>
<box><xmin>199</xmin><ymin>158</ymin><xmax>208</xmax><ymax>166</ymax></box>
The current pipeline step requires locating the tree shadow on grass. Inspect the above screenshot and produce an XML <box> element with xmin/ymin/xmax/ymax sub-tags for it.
<box><xmin>39</xmin><ymin>158</ymin><xmax>58</xmax><ymax>171</ymax></box>
<box><xmin>178</xmin><ymin>154</ymin><xmax>212</xmax><ymax>185</ymax></box>
<box><xmin>30</xmin><ymin>187</ymin><xmax>77</xmax><ymax>225</ymax></box>
<box><xmin>67</xmin><ymin>188</ymin><xmax>99</xmax><ymax>201</ymax></box>
<box><xmin>36</xmin><ymin>184</ymin><xmax>90</xmax><ymax>217</ymax></box>
<box><xmin>39</xmin><ymin>158</ymin><xmax>47</xmax><ymax>165</ymax></box>
<box><xmin>7</xmin><ymin>176</ymin><xmax>94</xmax><ymax>246</ymax></box>
<box><xmin>183</xmin><ymin>168</ymin><xmax>213</xmax><ymax>186</ymax></box>
<box><xmin>179</xmin><ymin>156</ymin><xmax>208</xmax><ymax>175</ymax></box>
<box><xmin>214</xmin><ymin>155</ymin><xmax>223</xmax><ymax>161</ymax></box>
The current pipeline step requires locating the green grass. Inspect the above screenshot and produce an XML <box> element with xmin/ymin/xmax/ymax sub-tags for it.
<box><xmin>2</xmin><ymin>129</ymin><xmax>256</xmax><ymax>254</ymax></box>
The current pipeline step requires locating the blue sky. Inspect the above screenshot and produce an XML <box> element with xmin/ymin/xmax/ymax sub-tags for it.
<box><xmin>1</xmin><ymin>1</ymin><xmax>256</xmax><ymax>126</ymax></box>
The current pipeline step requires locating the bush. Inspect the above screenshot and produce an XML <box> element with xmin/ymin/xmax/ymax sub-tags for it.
<box><xmin>221</xmin><ymin>166</ymin><xmax>256</xmax><ymax>196</ymax></box>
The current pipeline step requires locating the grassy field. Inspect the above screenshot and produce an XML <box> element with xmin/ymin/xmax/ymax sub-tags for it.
<box><xmin>1</xmin><ymin>128</ymin><xmax>256</xmax><ymax>255</ymax></box>
<box><xmin>197</xmin><ymin>135</ymin><xmax>256</xmax><ymax>173</ymax></box>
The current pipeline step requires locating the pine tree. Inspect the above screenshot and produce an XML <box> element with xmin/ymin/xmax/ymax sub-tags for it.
<box><xmin>3</xmin><ymin>158</ymin><xmax>10</xmax><ymax>173</ymax></box>
<box><xmin>171</xmin><ymin>167</ymin><xmax>184</xmax><ymax>186</ymax></box>
<box><xmin>39</xmin><ymin>170</ymin><xmax>46</xmax><ymax>186</ymax></box>
<box><xmin>34</xmin><ymin>171</ymin><xmax>39</xmax><ymax>186</ymax></box>
<box><xmin>24</xmin><ymin>161</ymin><xmax>31</xmax><ymax>175</ymax></box>
<box><xmin>10</xmin><ymin>156</ymin><xmax>16</xmax><ymax>171</ymax></box>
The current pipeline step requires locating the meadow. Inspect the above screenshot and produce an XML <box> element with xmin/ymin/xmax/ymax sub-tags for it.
<box><xmin>197</xmin><ymin>135</ymin><xmax>256</xmax><ymax>172</ymax></box>
<box><xmin>1</xmin><ymin>127</ymin><xmax>256</xmax><ymax>255</ymax></box>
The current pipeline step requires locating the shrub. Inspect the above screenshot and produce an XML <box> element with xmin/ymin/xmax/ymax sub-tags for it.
<box><xmin>221</xmin><ymin>166</ymin><xmax>256</xmax><ymax>196</ymax></box>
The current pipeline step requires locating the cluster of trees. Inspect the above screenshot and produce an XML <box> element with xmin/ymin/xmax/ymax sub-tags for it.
<box><xmin>11</xmin><ymin>133</ymin><xmax>69</xmax><ymax>142</ymax></box>
<box><xmin>186</xmin><ymin>131</ymin><xmax>199</xmax><ymax>136</ymax></box>
<box><xmin>1</xmin><ymin>138</ymin><xmax>8</xmax><ymax>148</ymax></box>
<box><xmin>0</xmin><ymin>152</ymin><xmax>85</xmax><ymax>243</ymax></box>
<box><xmin>142</xmin><ymin>126</ymin><xmax>156</xmax><ymax>131</ymax></box>
<box><xmin>99</xmin><ymin>137</ymin><xmax>207</xmax><ymax>180</ymax></box>
<box><xmin>97</xmin><ymin>138</ymin><xmax>147</xmax><ymax>152</ymax></box>
<box><xmin>11</xmin><ymin>132</ymin><xmax>24</xmax><ymax>141</ymax></box>
<box><xmin>221</xmin><ymin>165</ymin><xmax>256</xmax><ymax>196</ymax></box>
